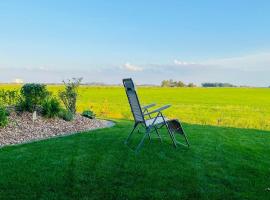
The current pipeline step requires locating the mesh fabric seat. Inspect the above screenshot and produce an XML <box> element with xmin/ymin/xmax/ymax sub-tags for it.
<box><xmin>145</xmin><ymin>117</ymin><xmax>169</xmax><ymax>127</ymax></box>
<box><xmin>123</xmin><ymin>78</ymin><xmax>189</xmax><ymax>153</ymax></box>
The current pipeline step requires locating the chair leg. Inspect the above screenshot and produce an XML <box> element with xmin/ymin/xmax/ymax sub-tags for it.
<box><xmin>125</xmin><ymin>123</ymin><xmax>138</xmax><ymax>144</ymax></box>
<box><xmin>154</xmin><ymin>126</ymin><xmax>162</xmax><ymax>143</ymax></box>
<box><xmin>135</xmin><ymin>128</ymin><xmax>150</xmax><ymax>153</ymax></box>
<box><xmin>148</xmin><ymin>130</ymin><xmax>152</xmax><ymax>141</ymax></box>
<box><xmin>183</xmin><ymin>132</ymin><xmax>190</xmax><ymax>147</ymax></box>
<box><xmin>178</xmin><ymin>121</ymin><xmax>190</xmax><ymax>147</ymax></box>
<box><xmin>160</xmin><ymin>113</ymin><xmax>177</xmax><ymax>148</ymax></box>
<box><xmin>165</xmin><ymin>122</ymin><xmax>177</xmax><ymax>148</ymax></box>
<box><xmin>160</xmin><ymin>114</ymin><xmax>177</xmax><ymax>148</ymax></box>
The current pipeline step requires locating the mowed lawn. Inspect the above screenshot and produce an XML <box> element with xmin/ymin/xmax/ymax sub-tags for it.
<box><xmin>1</xmin><ymin>85</ymin><xmax>270</xmax><ymax>131</ymax></box>
<box><xmin>0</xmin><ymin>121</ymin><xmax>270</xmax><ymax>200</ymax></box>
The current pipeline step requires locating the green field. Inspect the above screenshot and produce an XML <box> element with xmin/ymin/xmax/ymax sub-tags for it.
<box><xmin>1</xmin><ymin>85</ymin><xmax>270</xmax><ymax>131</ymax></box>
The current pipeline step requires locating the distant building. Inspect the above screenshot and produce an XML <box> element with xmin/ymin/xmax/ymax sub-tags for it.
<box><xmin>13</xmin><ymin>78</ymin><xmax>24</xmax><ymax>84</ymax></box>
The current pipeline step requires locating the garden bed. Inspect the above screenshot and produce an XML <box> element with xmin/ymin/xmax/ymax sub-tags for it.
<box><xmin>0</xmin><ymin>112</ymin><xmax>114</xmax><ymax>147</ymax></box>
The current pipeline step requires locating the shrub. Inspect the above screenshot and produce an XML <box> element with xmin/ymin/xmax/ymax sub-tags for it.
<box><xmin>58</xmin><ymin>109</ymin><xmax>74</xmax><ymax>121</ymax></box>
<box><xmin>187</xmin><ymin>83</ymin><xmax>197</xmax><ymax>87</ymax></box>
<box><xmin>20</xmin><ymin>83</ymin><xmax>49</xmax><ymax>112</ymax></box>
<box><xmin>82</xmin><ymin>110</ymin><xmax>96</xmax><ymax>119</ymax></box>
<box><xmin>201</xmin><ymin>82</ymin><xmax>236</xmax><ymax>87</ymax></box>
<box><xmin>0</xmin><ymin>106</ymin><xmax>8</xmax><ymax>127</ymax></box>
<box><xmin>0</xmin><ymin>89</ymin><xmax>20</xmax><ymax>106</ymax></box>
<box><xmin>59</xmin><ymin>78</ymin><xmax>82</xmax><ymax>115</ymax></box>
<box><xmin>161</xmin><ymin>79</ymin><xmax>186</xmax><ymax>87</ymax></box>
<box><xmin>42</xmin><ymin>97</ymin><xmax>61</xmax><ymax>118</ymax></box>
<box><xmin>15</xmin><ymin>97</ymin><xmax>29</xmax><ymax>112</ymax></box>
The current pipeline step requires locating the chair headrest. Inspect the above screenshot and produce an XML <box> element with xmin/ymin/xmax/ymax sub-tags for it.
<box><xmin>123</xmin><ymin>78</ymin><xmax>135</xmax><ymax>90</ymax></box>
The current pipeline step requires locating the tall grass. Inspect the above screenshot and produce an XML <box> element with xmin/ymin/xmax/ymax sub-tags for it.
<box><xmin>1</xmin><ymin>84</ymin><xmax>269</xmax><ymax>130</ymax></box>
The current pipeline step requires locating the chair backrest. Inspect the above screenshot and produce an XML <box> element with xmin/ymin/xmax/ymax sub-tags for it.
<box><xmin>123</xmin><ymin>78</ymin><xmax>145</xmax><ymax>123</ymax></box>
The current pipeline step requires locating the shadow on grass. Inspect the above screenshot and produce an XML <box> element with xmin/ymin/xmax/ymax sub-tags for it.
<box><xmin>0</xmin><ymin>120</ymin><xmax>270</xmax><ymax>200</ymax></box>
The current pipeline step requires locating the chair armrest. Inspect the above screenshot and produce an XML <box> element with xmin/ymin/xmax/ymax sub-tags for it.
<box><xmin>142</xmin><ymin>103</ymin><xmax>156</xmax><ymax>110</ymax></box>
<box><xmin>144</xmin><ymin>105</ymin><xmax>171</xmax><ymax>115</ymax></box>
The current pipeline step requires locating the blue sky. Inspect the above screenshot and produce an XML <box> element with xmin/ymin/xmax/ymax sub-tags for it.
<box><xmin>0</xmin><ymin>0</ymin><xmax>270</xmax><ymax>86</ymax></box>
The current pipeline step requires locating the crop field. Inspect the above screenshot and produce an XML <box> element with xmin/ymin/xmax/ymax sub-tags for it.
<box><xmin>1</xmin><ymin>84</ymin><xmax>270</xmax><ymax>131</ymax></box>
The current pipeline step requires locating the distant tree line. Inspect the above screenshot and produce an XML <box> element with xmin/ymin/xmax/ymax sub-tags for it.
<box><xmin>161</xmin><ymin>79</ymin><xmax>196</xmax><ymax>87</ymax></box>
<box><xmin>161</xmin><ymin>80</ymin><xmax>239</xmax><ymax>88</ymax></box>
<box><xmin>201</xmin><ymin>82</ymin><xmax>236</xmax><ymax>87</ymax></box>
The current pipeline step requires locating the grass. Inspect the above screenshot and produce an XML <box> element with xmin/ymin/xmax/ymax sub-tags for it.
<box><xmin>1</xmin><ymin>84</ymin><xmax>270</xmax><ymax>131</ymax></box>
<box><xmin>0</xmin><ymin>120</ymin><xmax>270</xmax><ymax>200</ymax></box>
<box><xmin>1</xmin><ymin>84</ymin><xmax>269</xmax><ymax>199</ymax></box>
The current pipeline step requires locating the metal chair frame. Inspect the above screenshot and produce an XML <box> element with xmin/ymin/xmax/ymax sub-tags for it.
<box><xmin>123</xmin><ymin>78</ymin><xmax>189</xmax><ymax>153</ymax></box>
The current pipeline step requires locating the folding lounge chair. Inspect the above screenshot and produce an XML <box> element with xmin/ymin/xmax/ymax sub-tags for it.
<box><xmin>123</xmin><ymin>78</ymin><xmax>189</xmax><ymax>153</ymax></box>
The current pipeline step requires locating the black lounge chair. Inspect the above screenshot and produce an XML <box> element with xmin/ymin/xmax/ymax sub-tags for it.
<box><xmin>123</xmin><ymin>78</ymin><xmax>189</xmax><ymax>153</ymax></box>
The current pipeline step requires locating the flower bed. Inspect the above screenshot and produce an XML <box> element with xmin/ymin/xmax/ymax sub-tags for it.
<box><xmin>0</xmin><ymin>112</ymin><xmax>114</xmax><ymax>147</ymax></box>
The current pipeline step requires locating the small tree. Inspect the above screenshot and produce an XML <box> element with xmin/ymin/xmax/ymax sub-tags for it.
<box><xmin>176</xmin><ymin>81</ymin><xmax>186</xmax><ymax>87</ymax></box>
<box><xmin>161</xmin><ymin>79</ymin><xmax>187</xmax><ymax>87</ymax></box>
<box><xmin>59</xmin><ymin>78</ymin><xmax>82</xmax><ymax>115</ymax></box>
<box><xmin>161</xmin><ymin>80</ymin><xmax>170</xmax><ymax>87</ymax></box>
<box><xmin>20</xmin><ymin>83</ymin><xmax>49</xmax><ymax>112</ymax></box>
<box><xmin>187</xmin><ymin>83</ymin><xmax>196</xmax><ymax>87</ymax></box>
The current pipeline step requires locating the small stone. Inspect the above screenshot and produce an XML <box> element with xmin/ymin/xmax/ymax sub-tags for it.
<box><xmin>0</xmin><ymin>112</ymin><xmax>114</xmax><ymax>147</ymax></box>
<box><xmin>32</xmin><ymin>111</ymin><xmax>37</xmax><ymax>122</ymax></box>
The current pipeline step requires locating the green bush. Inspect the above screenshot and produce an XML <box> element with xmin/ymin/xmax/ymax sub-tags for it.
<box><xmin>58</xmin><ymin>109</ymin><xmax>74</xmax><ymax>121</ymax></box>
<box><xmin>20</xmin><ymin>83</ymin><xmax>49</xmax><ymax>112</ymax></box>
<box><xmin>82</xmin><ymin>110</ymin><xmax>96</xmax><ymax>119</ymax></box>
<box><xmin>0</xmin><ymin>106</ymin><xmax>8</xmax><ymax>127</ymax></box>
<box><xmin>59</xmin><ymin>78</ymin><xmax>82</xmax><ymax>115</ymax></box>
<box><xmin>0</xmin><ymin>89</ymin><xmax>20</xmax><ymax>106</ymax></box>
<box><xmin>42</xmin><ymin>97</ymin><xmax>61</xmax><ymax>118</ymax></box>
<box><xmin>15</xmin><ymin>97</ymin><xmax>28</xmax><ymax>112</ymax></box>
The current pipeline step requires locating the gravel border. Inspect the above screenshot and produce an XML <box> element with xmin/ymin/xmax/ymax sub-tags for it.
<box><xmin>0</xmin><ymin>112</ymin><xmax>115</xmax><ymax>148</ymax></box>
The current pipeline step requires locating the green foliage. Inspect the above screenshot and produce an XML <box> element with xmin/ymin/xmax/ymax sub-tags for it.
<box><xmin>20</xmin><ymin>83</ymin><xmax>49</xmax><ymax>112</ymax></box>
<box><xmin>82</xmin><ymin>109</ymin><xmax>96</xmax><ymax>119</ymax></box>
<box><xmin>41</xmin><ymin>97</ymin><xmax>62</xmax><ymax>118</ymax></box>
<box><xmin>176</xmin><ymin>81</ymin><xmax>186</xmax><ymax>87</ymax></box>
<box><xmin>202</xmin><ymin>82</ymin><xmax>236</xmax><ymax>87</ymax></box>
<box><xmin>15</xmin><ymin>97</ymin><xmax>29</xmax><ymax>113</ymax></box>
<box><xmin>58</xmin><ymin>109</ymin><xmax>74</xmax><ymax>121</ymax></box>
<box><xmin>161</xmin><ymin>79</ymin><xmax>186</xmax><ymax>87</ymax></box>
<box><xmin>187</xmin><ymin>83</ymin><xmax>196</xmax><ymax>87</ymax></box>
<box><xmin>0</xmin><ymin>89</ymin><xmax>20</xmax><ymax>106</ymax></box>
<box><xmin>0</xmin><ymin>106</ymin><xmax>8</xmax><ymax>127</ymax></box>
<box><xmin>59</xmin><ymin>78</ymin><xmax>82</xmax><ymax>115</ymax></box>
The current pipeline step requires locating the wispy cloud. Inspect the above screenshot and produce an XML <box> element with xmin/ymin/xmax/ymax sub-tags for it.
<box><xmin>122</xmin><ymin>62</ymin><xmax>143</xmax><ymax>72</ymax></box>
<box><xmin>174</xmin><ymin>59</ymin><xmax>197</xmax><ymax>66</ymax></box>
<box><xmin>202</xmin><ymin>52</ymin><xmax>270</xmax><ymax>71</ymax></box>
<box><xmin>0</xmin><ymin>52</ymin><xmax>269</xmax><ymax>86</ymax></box>
<box><xmin>172</xmin><ymin>52</ymin><xmax>270</xmax><ymax>72</ymax></box>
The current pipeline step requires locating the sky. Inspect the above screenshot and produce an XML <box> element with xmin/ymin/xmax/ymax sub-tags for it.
<box><xmin>0</xmin><ymin>0</ymin><xmax>270</xmax><ymax>86</ymax></box>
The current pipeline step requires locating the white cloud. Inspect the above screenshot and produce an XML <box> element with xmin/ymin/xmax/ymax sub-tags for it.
<box><xmin>1</xmin><ymin>52</ymin><xmax>269</xmax><ymax>86</ymax></box>
<box><xmin>173</xmin><ymin>52</ymin><xmax>270</xmax><ymax>72</ymax></box>
<box><xmin>174</xmin><ymin>59</ymin><xmax>196</xmax><ymax>66</ymax></box>
<box><xmin>38</xmin><ymin>66</ymin><xmax>49</xmax><ymax>71</ymax></box>
<box><xmin>13</xmin><ymin>78</ymin><xmax>24</xmax><ymax>84</ymax></box>
<box><xmin>122</xmin><ymin>62</ymin><xmax>143</xmax><ymax>72</ymax></box>
<box><xmin>202</xmin><ymin>52</ymin><xmax>270</xmax><ymax>71</ymax></box>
